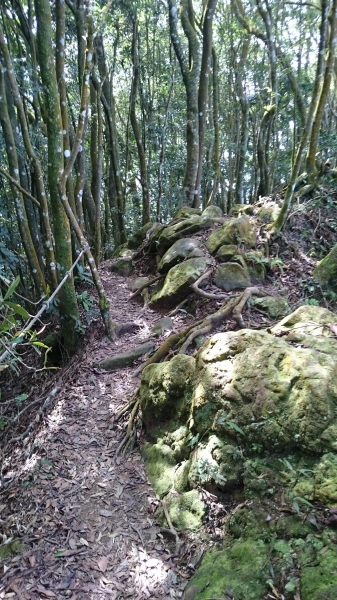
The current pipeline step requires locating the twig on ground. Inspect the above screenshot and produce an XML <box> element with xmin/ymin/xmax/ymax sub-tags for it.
<box><xmin>167</xmin><ymin>296</ymin><xmax>191</xmax><ymax>316</ymax></box>
<box><xmin>6</xmin><ymin>388</ymin><xmax>59</xmax><ymax>446</ymax></box>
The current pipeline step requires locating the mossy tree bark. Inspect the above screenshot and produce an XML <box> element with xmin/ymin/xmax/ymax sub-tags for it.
<box><xmin>34</xmin><ymin>0</ymin><xmax>79</xmax><ymax>354</ymax></box>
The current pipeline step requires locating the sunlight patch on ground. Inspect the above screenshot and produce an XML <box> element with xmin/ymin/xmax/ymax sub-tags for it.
<box><xmin>128</xmin><ymin>545</ymin><xmax>181</xmax><ymax>597</ymax></box>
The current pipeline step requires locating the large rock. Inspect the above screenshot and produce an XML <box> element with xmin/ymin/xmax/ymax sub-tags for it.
<box><xmin>139</xmin><ymin>306</ymin><xmax>337</xmax><ymax>599</ymax></box>
<box><xmin>313</xmin><ymin>244</ymin><xmax>337</xmax><ymax>289</ymax></box>
<box><xmin>140</xmin><ymin>354</ymin><xmax>195</xmax><ymax>434</ymax></box>
<box><xmin>150</xmin><ymin>257</ymin><xmax>211</xmax><ymax>308</ymax></box>
<box><xmin>127</xmin><ymin>221</ymin><xmax>154</xmax><ymax>249</ymax></box>
<box><xmin>256</xmin><ymin>203</ymin><xmax>280</xmax><ymax>223</ymax></box>
<box><xmin>110</xmin><ymin>257</ymin><xmax>133</xmax><ymax>276</ymax></box>
<box><xmin>127</xmin><ymin>277</ymin><xmax>150</xmax><ymax>292</ymax></box>
<box><xmin>213</xmin><ymin>262</ymin><xmax>251</xmax><ymax>291</ymax></box>
<box><xmin>253</xmin><ymin>295</ymin><xmax>290</xmax><ymax>318</ymax></box>
<box><xmin>206</xmin><ymin>214</ymin><xmax>257</xmax><ymax>255</ymax></box>
<box><xmin>215</xmin><ymin>244</ymin><xmax>239</xmax><ymax>262</ymax></box>
<box><xmin>157</xmin><ymin>238</ymin><xmax>202</xmax><ymax>274</ymax></box>
<box><xmin>156</xmin><ymin>215</ymin><xmax>212</xmax><ymax>256</ymax></box>
<box><xmin>202</xmin><ymin>205</ymin><xmax>223</xmax><ymax>218</ymax></box>
<box><xmin>192</xmin><ymin>325</ymin><xmax>337</xmax><ymax>454</ymax></box>
<box><xmin>229</xmin><ymin>203</ymin><xmax>254</xmax><ymax>216</ymax></box>
<box><xmin>174</xmin><ymin>207</ymin><xmax>201</xmax><ymax>219</ymax></box>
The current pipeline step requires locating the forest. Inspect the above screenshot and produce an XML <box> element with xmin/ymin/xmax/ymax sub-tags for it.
<box><xmin>1</xmin><ymin>0</ymin><xmax>337</xmax><ymax>599</ymax></box>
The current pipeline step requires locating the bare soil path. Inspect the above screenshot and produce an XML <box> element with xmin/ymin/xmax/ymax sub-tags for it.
<box><xmin>0</xmin><ymin>265</ymin><xmax>192</xmax><ymax>600</ymax></box>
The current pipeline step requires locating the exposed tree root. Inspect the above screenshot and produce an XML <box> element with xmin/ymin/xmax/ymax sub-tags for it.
<box><xmin>161</xmin><ymin>498</ymin><xmax>182</xmax><ymax>556</ymax></box>
<box><xmin>114</xmin><ymin>287</ymin><xmax>268</xmax><ymax>445</ymax></box>
<box><xmin>191</xmin><ymin>268</ymin><xmax>228</xmax><ymax>300</ymax></box>
<box><xmin>128</xmin><ymin>274</ymin><xmax>164</xmax><ymax>300</ymax></box>
<box><xmin>114</xmin><ymin>394</ymin><xmax>140</xmax><ymax>461</ymax></box>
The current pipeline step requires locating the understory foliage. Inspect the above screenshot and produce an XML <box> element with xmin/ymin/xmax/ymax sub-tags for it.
<box><xmin>0</xmin><ymin>0</ymin><xmax>337</xmax><ymax>361</ymax></box>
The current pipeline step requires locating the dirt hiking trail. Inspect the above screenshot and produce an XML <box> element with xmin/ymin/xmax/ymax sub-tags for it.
<box><xmin>0</xmin><ymin>266</ymin><xmax>195</xmax><ymax>600</ymax></box>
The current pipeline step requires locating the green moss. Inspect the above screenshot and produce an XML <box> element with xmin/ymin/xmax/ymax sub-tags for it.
<box><xmin>313</xmin><ymin>453</ymin><xmax>337</xmax><ymax>505</ymax></box>
<box><xmin>298</xmin><ymin>534</ymin><xmax>337</xmax><ymax>599</ymax></box>
<box><xmin>165</xmin><ymin>490</ymin><xmax>205</xmax><ymax>531</ymax></box>
<box><xmin>185</xmin><ymin>540</ymin><xmax>269</xmax><ymax>599</ymax></box>
<box><xmin>313</xmin><ymin>244</ymin><xmax>337</xmax><ymax>290</ymax></box>
<box><xmin>0</xmin><ymin>539</ymin><xmax>24</xmax><ymax>559</ymax></box>
<box><xmin>141</xmin><ymin>442</ymin><xmax>176</xmax><ymax>497</ymax></box>
<box><xmin>139</xmin><ymin>354</ymin><xmax>195</xmax><ymax>434</ymax></box>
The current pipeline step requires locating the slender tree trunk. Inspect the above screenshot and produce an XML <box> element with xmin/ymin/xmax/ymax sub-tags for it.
<box><xmin>272</xmin><ymin>0</ymin><xmax>335</xmax><ymax>231</ymax></box>
<box><xmin>130</xmin><ymin>17</ymin><xmax>150</xmax><ymax>224</ymax></box>
<box><xmin>195</xmin><ymin>0</ymin><xmax>218</xmax><ymax>207</ymax></box>
<box><xmin>34</xmin><ymin>0</ymin><xmax>79</xmax><ymax>354</ymax></box>
<box><xmin>0</xmin><ymin>65</ymin><xmax>46</xmax><ymax>296</ymax></box>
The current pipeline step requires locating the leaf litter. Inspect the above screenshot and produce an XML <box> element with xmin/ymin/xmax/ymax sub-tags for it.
<box><xmin>0</xmin><ymin>267</ymin><xmax>205</xmax><ymax>600</ymax></box>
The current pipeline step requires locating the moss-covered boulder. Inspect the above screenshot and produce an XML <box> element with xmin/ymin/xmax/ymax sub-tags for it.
<box><xmin>139</xmin><ymin>354</ymin><xmax>195</xmax><ymax>434</ymax></box>
<box><xmin>253</xmin><ymin>295</ymin><xmax>290</xmax><ymax>318</ymax></box>
<box><xmin>215</xmin><ymin>244</ymin><xmax>240</xmax><ymax>262</ymax></box>
<box><xmin>313</xmin><ymin>244</ymin><xmax>337</xmax><ymax>289</ymax></box>
<box><xmin>244</xmin><ymin>250</ymin><xmax>266</xmax><ymax>282</ymax></box>
<box><xmin>229</xmin><ymin>203</ymin><xmax>254</xmax><ymax>216</ymax></box>
<box><xmin>202</xmin><ymin>205</ymin><xmax>223</xmax><ymax>218</ymax></box>
<box><xmin>112</xmin><ymin>243</ymin><xmax>133</xmax><ymax>258</ymax></box>
<box><xmin>110</xmin><ymin>257</ymin><xmax>133</xmax><ymax>276</ymax></box>
<box><xmin>256</xmin><ymin>202</ymin><xmax>281</xmax><ymax>223</ymax></box>
<box><xmin>271</xmin><ymin>305</ymin><xmax>337</xmax><ymax>354</ymax></box>
<box><xmin>192</xmin><ymin>326</ymin><xmax>337</xmax><ymax>454</ymax></box>
<box><xmin>213</xmin><ymin>262</ymin><xmax>251</xmax><ymax>291</ymax></box>
<box><xmin>157</xmin><ymin>238</ymin><xmax>202</xmax><ymax>274</ymax></box>
<box><xmin>184</xmin><ymin>539</ymin><xmax>269</xmax><ymax>600</ymax></box>
<box><xmin>150</xmin><ymin>257</ymin><xmax>212</xmax><ymax>308</ymax></box>
<box><xmin>127</xmin><ymin>276</ymin><xmax>150</xmax><ymax>292</ymax></box>
<box><xmin>156</xmin><ymin>215</ymin><xmax>212</xmax><ymax>256</ymax></box>
<box><xmin>206</xmin><ymin>214</ymin><xmax>257</xmax><ymax>255</ymax></box>
<box><xmin>175</xmin><ymin>207</ymin><xmax>201</xmax><ymax>219</ymax></box>
<box><xmin>127</xmin><ymin>221</ymin><xmax>153</xmax><ymax>249</ymax></box>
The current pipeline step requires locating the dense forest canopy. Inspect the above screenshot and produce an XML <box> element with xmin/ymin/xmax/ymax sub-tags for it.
<box><xmin>0</xmin><ymin>0</ymin><xmax>336</xmax><ymax>359</ymax></box>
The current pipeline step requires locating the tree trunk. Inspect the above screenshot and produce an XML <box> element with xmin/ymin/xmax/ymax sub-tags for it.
<box><xmin>35</xmin><ymin>0</ymin><xmax>79</xmax><ymax>354</ymax></box>
<box><xmin>130</xmin><ymin>17</ymin><xmax>150</xmax><ymax>225</ymax></box>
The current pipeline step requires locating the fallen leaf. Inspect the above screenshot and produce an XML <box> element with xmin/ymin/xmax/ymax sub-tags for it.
<box><xmin>115</xmin><ymin>484</ymin><xmax>124</xmax><ymax>498</ymax></box>
<box><xmin>58</xmin><ymin>572</ymin><xmax>75</xmax><ymax>590</ymax></box>
<box><xmin>78</xmin><ymin>537</ymin><xmax>89</xmax><ymax>546</ymax></box>
<box><xmin>97</xmin><ymin>556</ymin><xmax>108</xmax><ymax>572</ymax></box>
<box><xmin>35</xmin><ymin>585</ymin><xmax>56</xmax><ymax>598</ymax></box>
<box><xmin>99</xmin><ymin>509</ymin><xmax>114</xmax><ymax>517</ymax></box>
<box><xmin>69</xmin><ymin>538</ymin><xmax>77</xmax><ymax>549</ymax></box>
<box><xmin>28</xmin><ymin>554</ymin><xmax>36</xmax><ymax>567</ymax></box>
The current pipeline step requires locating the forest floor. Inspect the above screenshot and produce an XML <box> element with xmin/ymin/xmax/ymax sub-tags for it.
<box><xmin>0</xmin><ymin>194</ymin><xmax>337</xmax><ymax>600</ymax></box>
